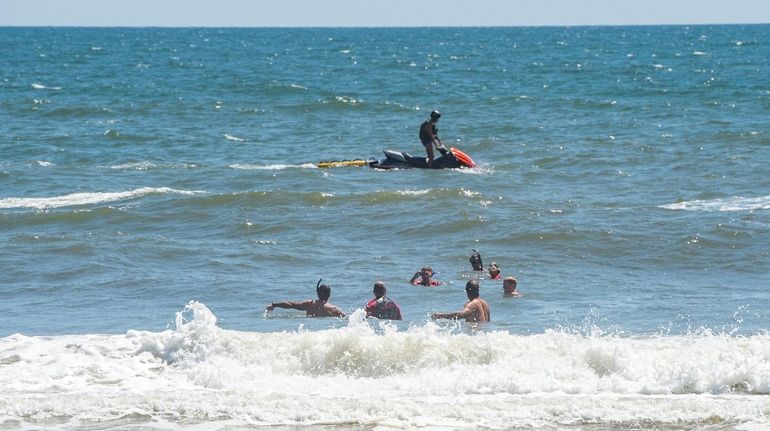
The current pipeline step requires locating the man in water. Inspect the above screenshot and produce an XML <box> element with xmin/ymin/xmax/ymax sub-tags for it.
<box><xmin>365</xmin><ymin>281</ymin><xmax>402</xmax><ymax>320</ymax></box>
<box><xmin>266</xmin><ymin>283</ymin><xmax>346</xmax><ymax>317</ymax></box>
<box><xmin>419</xmin><ymin>110</ymin><xmax>444</xmax><ymax>168</ymax></box>
<box><xmin>431</xmin><ymin>279</ymin><xmax>490</xmax><ymax>322</ymax></box>
<box><xmin>503</xmin><ymin>276</ymin><xmax>519</xmax><ymax>297</ymax></box>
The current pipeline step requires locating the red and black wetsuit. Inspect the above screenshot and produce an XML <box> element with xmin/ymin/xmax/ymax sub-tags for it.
<box><xmin>365</xmin><ymin>296</ymin><xmax>402</xmax><ymax>320</ymax></box>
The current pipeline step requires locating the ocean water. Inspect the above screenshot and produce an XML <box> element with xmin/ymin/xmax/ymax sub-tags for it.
<box><xmin>1</xmin><ymin>25</ymin><xmax>770</xmax><ymax>430</ymax></box>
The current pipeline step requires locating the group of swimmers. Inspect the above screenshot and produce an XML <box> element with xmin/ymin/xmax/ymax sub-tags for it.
<box><xmin>265</xmin><ymin>251</ymin><xmax>519</xmax><ymax>323</ymax></box>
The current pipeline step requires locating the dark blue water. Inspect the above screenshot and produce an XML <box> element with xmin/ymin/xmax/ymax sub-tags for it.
<box><xmin>2</xmin><ymin>25</ymin><xmax>770</xmax><ymax>431</ymax></box>
<box><xmin>2</xmin><ymin>26</ymin><xmax>770</xmax><ymax>336</ymax></box>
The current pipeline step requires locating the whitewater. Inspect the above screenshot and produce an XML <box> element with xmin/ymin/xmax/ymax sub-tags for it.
<box><xmin>1</xmin><ymin>302</ymin><xmax>768</xmax><ymax>430</ymax></box>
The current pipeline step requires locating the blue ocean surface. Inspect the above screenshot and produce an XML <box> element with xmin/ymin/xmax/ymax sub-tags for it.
<box><xmin>1</xmin><ymin>26</ymin><xmax>770</xmax><ymax>430</ymax></box>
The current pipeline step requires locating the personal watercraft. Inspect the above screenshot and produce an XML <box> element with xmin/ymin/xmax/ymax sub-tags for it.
<box><xmin>318</xmin><ymin>147</ymin><xmax>476</xmax><ymax>170</ymax></box>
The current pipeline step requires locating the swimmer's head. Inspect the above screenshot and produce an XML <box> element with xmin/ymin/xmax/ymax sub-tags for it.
<box><xmin>316</xmin><ymin>284</ymin><xmax>331</xmax><ymax>300</ymax></box>
<box><xmin>465</xmin><ymin>279</ymin><xmax>480</xmax><ymax>299</ymax></box>
<box><xmin>373</xmin><ymin>281</ymin><xmax>386</xmax><ymax>297</ymax></box>
<box><xmin>503</xmin><ymin>276</ymin><xmax>517</xmax><ymax>296</ymax></box>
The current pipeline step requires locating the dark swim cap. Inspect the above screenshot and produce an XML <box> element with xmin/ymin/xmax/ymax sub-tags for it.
<box><xmin>317</xmin><ymin>283</ymin><xmax>331</xmax><ymax>300</ymax></box>
<box><xmin>430</xmin><ymin>110</ymin><xmax>441</xmax><ymax>120</ymax></box>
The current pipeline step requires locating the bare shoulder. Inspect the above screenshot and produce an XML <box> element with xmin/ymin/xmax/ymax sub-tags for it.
<box><xmin>294</xmin><ymin>300</ymin><xmax>314</xmax><ymax>310</ymax></box>
<box><xmin>325</xmin><ymin>303</ymin><xmax>346</xmax><ymax>317</ymax></box>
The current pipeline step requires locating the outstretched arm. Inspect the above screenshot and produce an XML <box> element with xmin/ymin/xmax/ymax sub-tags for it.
<box><xmin>266</xmin><ymin>300</ymin><xmax>311</xmax><ymax>312</ymax></box>
<box><xmin>432</xmin><ymin>302</ymin><xmax>474</xmax><ymax>321</ymax></box>
<box><xmin>431</xmin><ymin>309</ymin><xmax>469</xmax><ymax>320</ymax></box>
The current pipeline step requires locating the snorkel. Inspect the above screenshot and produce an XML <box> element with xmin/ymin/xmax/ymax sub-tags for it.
<box><xmin>316</xmin><ymin>279</ymin><xmax>331</xmax><ymax>301</ymax></box>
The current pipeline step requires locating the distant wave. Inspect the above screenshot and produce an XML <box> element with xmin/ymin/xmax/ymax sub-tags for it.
<box><xmin>395</xmin><ymin>189</ymin><xmax>430</xmax><ymax>196</ymax></box>
<box><xmin>224</xmin><ymin>134</ymin><xmax>245</xmax><ymax>142</ymax></box>
<box><xmin>230</xmin><ymin>163</ymin><xmax>317</xmax><ymax>170</ymax></box>
<box><xmin>661</xmin><ymin>196</ymin><xmax>770</xmax><ymax>212</ymax></box>
<box><xmin>107</xmin><ymin>162</ymin><xmax>200</xmax><ymax>170</ymax></box>
<box><xmin>171</xmin><ymin>188</ymin><xmax>487</xmax><ymax>209</ymax></box>
<box><xmin>0</xmin><ymin>187</ymin><xmax>206</xmax><ymax>210</ymax></box>
<box><xmin>31</xmin><ymin>82</ymin><xmax>62</xmax><ymax>90</ymax></box>
<box><xmin>109</xmin><ymin>161</ymin><xmax>157</xmax><ymax>170</ymax></box>
<box><xmin>341</xmin><ymin>188</ymin><xmax>482</xmax><ymax>204</ymax></box>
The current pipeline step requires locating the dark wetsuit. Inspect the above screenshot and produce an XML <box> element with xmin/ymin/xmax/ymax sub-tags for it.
<box><xmin>365</xmin><ymin>296</ymin><xmax>402</xmax><ymax>320</ymax></box>
<box><xmin>420</xmin><ymin>120</ymin><xmax>438</xmax><ymax>147</ymax></box>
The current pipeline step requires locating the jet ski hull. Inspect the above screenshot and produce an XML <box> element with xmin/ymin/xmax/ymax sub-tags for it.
<box><xmin>368</xmin><ymin>147</ymin><xmax>475</xmax><ymax>170</ymax></box>
<box><xmin>317</xmin><ymin>147</ymin><xmax>476</xmax><ymax>170</ymax></box>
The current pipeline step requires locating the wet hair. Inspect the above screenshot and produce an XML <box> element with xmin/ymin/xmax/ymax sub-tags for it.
<box><xmin>316</xmin><ymin>284</ymin><xmax>331</xmax><ymax>300</ymax></box>
<box><xmin>373</xmin><ymin>281</ymin><xmax>386</xmax><ymax>297</ymax></box>
<box><xmin>465</xmin><ymin>279</ymin><xmax>480</xmax><ymax>298</ymax></box>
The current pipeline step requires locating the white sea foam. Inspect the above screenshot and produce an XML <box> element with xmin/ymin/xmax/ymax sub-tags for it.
<box><xmin>335</xmin><ymin>95</ymin><xmax>361</xmax><ymax>105</ymax></box>
<box><xmin>396</xmin><ymin>189</ymin><xmax>431</xmax><ymax>196</ymax></box>
<box><xmin>1</xmin><ymin>301</ymin><xmax>768</xmax><ymax>430</ymax></box>
<box><xmin>36</xmin><ymin>160</ymin><xmax>55</xmax><ymax>167</ymax></box>
<box><xmin>0</xmin><ymin>187</ymin><xmax>206</xmax><ymax>210</ymax></box>
<box><xmin>661</xmin><ymin>195</ymin><xmax>770</xmax><ymax>212</ymax></box>
<box><xmin>30</xmin><ymin>82</ymin><xmax>62</xmax><ymax>90</ymax></box>
<box><xmin>224</xmin><ymin>134</ymin><xmax>244</xmax><ymax>142</ymax></box>
<box><xmin>455</xmin><ymin>162</ymin><xmax>493</xmax><ymax>175</ymax></box>
<box><xmin>229</xmin><ymin>163</ymin><xmax>317</xmax><ymax>170</ymax></box>
<box><xmin>109</xmin><ymin>161</ymin><xmax>157</xmax><ymax>170</ymax></box>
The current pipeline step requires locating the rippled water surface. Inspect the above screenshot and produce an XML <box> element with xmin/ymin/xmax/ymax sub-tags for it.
<box><xmin>1</xmin><ymin>25</ymin><xmax>770</xmax><ymax>430</ymax></box>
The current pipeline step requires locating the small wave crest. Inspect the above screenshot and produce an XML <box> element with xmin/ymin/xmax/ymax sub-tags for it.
<box><xmin>224</xmin><ymin>134</ymin><xmax>244</xmax><ymax>142</ymax></box>
<box><xmin>109</xmin><ymin>161</ymin><xmax>157</xmax><ymax>170</ymax></box>
<box><xmin>230</xmin><ymin>163</ymin><xmax>317</xmax><ymax>170</ymax></box>
<box><xmin>107</xmin><ymin>162</ymin><xmax>200</xmax><ymax>170</ymax></box>
<box><xmin>661</xmin><ymin>195</ymin><xmax>770</xmax><ymax>212</ymax></box>
<box><xmin>0</xmin><ymin>187</ymin><xmax>206</xmax><ymax>210</ymax></box>
<box><xmin>31</xmin><ymin>82</ymin><xmax>62</xmax><ymax>90</ymax></box>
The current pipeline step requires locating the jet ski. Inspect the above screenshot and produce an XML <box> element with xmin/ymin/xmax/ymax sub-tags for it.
<box><xmin>318</xmin><ymin>147</ymin><xmax>476</xmax><ymax>169</ymax></box>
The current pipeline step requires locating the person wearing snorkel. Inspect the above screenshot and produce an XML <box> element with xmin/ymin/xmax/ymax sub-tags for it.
<box><xmin>410</xmin><ymin>266</ymin><xmax>444</xmax><ymax>286</ymax></box>
<box><xmin>266</xmin><ymin>281</ymin><xmax>346</xmax><ymax>317</ymax></box>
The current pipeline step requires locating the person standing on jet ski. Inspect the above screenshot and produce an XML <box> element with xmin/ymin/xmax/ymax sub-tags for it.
<box><xmin>420</xmin><ymin>110</ymin><xmax>446</xmax><ymax>168</ymax></box>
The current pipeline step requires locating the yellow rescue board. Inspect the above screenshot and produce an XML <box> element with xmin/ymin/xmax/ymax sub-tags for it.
<box><xmin>317</xmin><ymin>159</ymin><xmax>369</xmax><ymax>168</ymax></box>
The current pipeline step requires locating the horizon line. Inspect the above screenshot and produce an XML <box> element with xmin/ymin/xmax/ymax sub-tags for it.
<box><xmin>1</xmin><ymin>22</ymin><xmax>769</xmax><ymax>29</ymax></box>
